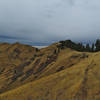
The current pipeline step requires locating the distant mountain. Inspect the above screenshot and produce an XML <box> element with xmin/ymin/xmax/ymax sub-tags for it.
<box><xmin>0</xmin><ymin>35</ymin><xmax>50</xmax><ymax>46</ymax></box>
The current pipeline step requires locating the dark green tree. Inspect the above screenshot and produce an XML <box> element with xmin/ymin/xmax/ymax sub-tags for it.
<box><xmin>85</xmin><ymin>44</ymin><xmax>91</xmax><ymax>52</ymax></box>
<box><xmin>91</xmin><ymin>43</ymin><xmax>95</xmax><ymax>52</ymax></box>
<box><xmin>95</xmin><ymin>39</ymin><xmax>100</xmax><ymax>51</ymax></box>
<box><xmin>59</xmin><ymin>40</ymin><xmax>98</xmax><ymax>52</ymax></box>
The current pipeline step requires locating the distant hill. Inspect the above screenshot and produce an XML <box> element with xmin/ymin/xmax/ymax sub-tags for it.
<box><xmin>0</xmin><ymin>41</ymin><xmax>100</xmax><ymax>100</ymax></box>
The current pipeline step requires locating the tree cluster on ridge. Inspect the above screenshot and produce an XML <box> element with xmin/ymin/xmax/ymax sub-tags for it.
<box><xmin>59</xmin><ymin>39</ymin><xmax>100</xmax><ymax>52</ymax></box>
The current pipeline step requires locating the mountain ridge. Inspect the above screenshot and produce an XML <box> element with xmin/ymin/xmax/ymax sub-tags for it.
<box><xmin>0</xmin><ymin>41</ymin><xmax>100</xmax><ymax>100</ymax></box>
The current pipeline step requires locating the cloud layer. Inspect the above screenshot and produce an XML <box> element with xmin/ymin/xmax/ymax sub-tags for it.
<box><xmin>0</xmin><ymin>0</ymin><xmax>100</xmax><ymax>45</ymax></box>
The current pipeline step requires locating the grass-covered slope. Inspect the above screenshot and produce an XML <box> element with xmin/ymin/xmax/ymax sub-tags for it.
<box><xmin>0</xmin><ymin>43</ymin><xmax>38</xmax><ymax>93</ymax></box>
<box><xmin>0</xmin><ymin>42</ymin><xmax>100</xmax><ymax>100</ymax></box>
<box><xmin>0</xmin><ymin>51</ymin><xmax>100</xmax><ymax>100</ymax></box>
<box><xmin>0</xmin><ymin>42</ymin><xmax>86</xmax><ymax>93</ymax></box>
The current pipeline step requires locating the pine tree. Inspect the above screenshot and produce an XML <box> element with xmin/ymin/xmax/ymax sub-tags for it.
<box><xmin>91</xmin><ymin>43</ymin><xmax>95</xmax><ymax>52</ymax></box>
<box><xmin>95</xmin><ymin>39</ymin><xmax>100</xmax><ymax>51</ymax></box>
<box><xmin>85</xmin><ymin>44</ymin><xmax>91</xmax><ymax>52</ymax></box>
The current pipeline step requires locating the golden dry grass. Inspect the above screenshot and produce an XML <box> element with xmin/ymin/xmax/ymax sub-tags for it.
<box><xmin>0</xmin><ymin>43</ymin><xmax>100</xmax><ymax>100</ymax></box>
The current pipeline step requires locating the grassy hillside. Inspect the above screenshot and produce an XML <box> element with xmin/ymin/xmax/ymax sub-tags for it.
<box><xmin>0</xmin><ymin>42</ymin><xmax>81</xmax><ymax>93</ymax></box>
<box><xmin>0</xmin><ymin>42</ymin><xmax>100</xmax><ymax>100</ymax></box>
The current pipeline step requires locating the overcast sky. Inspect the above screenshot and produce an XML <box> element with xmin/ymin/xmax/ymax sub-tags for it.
<box><xmin>0</xmin><ymin>0</ymin><xmax>100</xmax><ymax>45</ymax></box>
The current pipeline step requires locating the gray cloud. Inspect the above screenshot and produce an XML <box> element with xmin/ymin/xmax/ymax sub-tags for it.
<box><xmin>0</xmin><ymin>0</ymin><xmax>100</xmax><ymax>45</ymax></box>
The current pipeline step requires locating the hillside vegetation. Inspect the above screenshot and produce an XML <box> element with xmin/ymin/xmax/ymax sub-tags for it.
<box><xmin>0</xmin><ymin>41</ymin><xmax>100</xmax><ymax>100</ymax></box>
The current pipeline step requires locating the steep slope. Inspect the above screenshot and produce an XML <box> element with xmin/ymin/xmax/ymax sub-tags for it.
<box><xmin>1</xmin><ymin>42</ymin><xmax>100</xmax><ymax>100</ymax></box>
<box><xmin>0</xmin><ymin>42</ymin><xmax>90</xmax><ymax>94</ymax></box>
<box><xmin>0</xmin><ymin>42</ymin><xmax>38</xmax><ymax>93</ymax></box>
<box><xmin>0</xmin><ymin>51</ymin><xmax>100</xmax><ymax>100</ymax></box>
